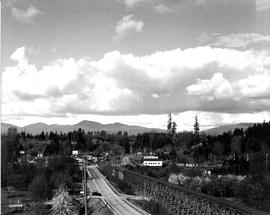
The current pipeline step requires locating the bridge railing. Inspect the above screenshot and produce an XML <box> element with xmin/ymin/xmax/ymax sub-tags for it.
<box><xmin>110</xmin><ymin>166</ymin><xmax>268</xmax><ymax>215</ymax></box>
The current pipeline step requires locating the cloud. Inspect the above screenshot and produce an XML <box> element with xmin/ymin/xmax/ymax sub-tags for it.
<box><xmin>10</xmin><ymin>47</ymin><xmax>27</xmax><ymax>64</ymax></box>
<box><xmin>186</xmin><ymin>73</ymin><xmax>234</xmax><ymax>100</ymax></box>
<box><xmin>2</xmin><ymin>46</ymin><xmax>270</xmax><ymax>119</ymax></box>
<box><xmin>212</xmin><ymin>33</ymin><xmax>270</xmax><ymax>48</ymax></box>
<box><xmin>186</xmin><ymin>72</ymin><xmax>270</xmax><ymax>101</ymax></box>
<box><xmin>119</xmin><ymin>0</ymin><xmax>148</xmax><ymax>8</ymax></box>
<box><xmin>118</xmin><ymin>0</ymin><xmax>174</xmax><ymax>13</ymax></box>
<box><xmin>256</xmin><ymin>0</ymin><xmax>270</xmax><ymax>11</ymax></box>
<box><xmin>114</xmin><ymin>14</ymin><xmax>144</xmax><ymax>40</ymax></box>
<box><xmin>199</xmin><ymin>33</ymin><xmax>270</xmax><ymax>49</ymax></box>
<box><xmin>11</xmin><ymin>5</ymin><xmax>42</xmax><ymax>24</ymax></box>
<box><xmin>154</xmin><ymin>4</ymin><xmax>173</xmax><ymax>13</ymax></box>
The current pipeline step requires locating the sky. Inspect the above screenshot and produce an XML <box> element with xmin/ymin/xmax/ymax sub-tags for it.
<box><xmin>1</xmin><ymin>0</ymin><xmax>270</xmax><ymax>131</ymax></box>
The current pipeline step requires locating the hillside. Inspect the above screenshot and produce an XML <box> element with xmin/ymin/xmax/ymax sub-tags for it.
<box><xmin>203</xmin><ymin>123</ymin><xmax>255</xmax><ymax>136</ymax></box>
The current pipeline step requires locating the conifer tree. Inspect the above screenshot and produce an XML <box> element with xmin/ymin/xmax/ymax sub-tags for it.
<box><xmin>194</xmin><ymin>115</ymin><xmax>200</xmax><ymax>144</ymax></box>
<box><xmin>167</xmin><ymin>113</ymin><xmax>177</xmax><ymax>136</ymax></box>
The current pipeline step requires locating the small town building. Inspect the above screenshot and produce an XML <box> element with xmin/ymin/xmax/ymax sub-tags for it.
<box><xmin>72</xmin><ymin>150</ymin><xmax>79</xmax><ymax>156</ymax></box>
<box><xmin>37</xmin><ymin>152</ymin><xmax>43</xmax><ymax>158</ymax></box>
<box><xmin>143</xmin><ymin>156</ymin><xmax>163</xmax><ymax>167</ymax></box>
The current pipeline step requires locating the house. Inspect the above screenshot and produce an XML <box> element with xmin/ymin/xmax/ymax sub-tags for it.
<box><xmin>72</xmin><ymin>150</ymin><xmax>79</xmax><ymax>156</ymax></box>
<box><xmin>8</xmin><ymin>199</ymin><xmax>25</xmax><ymax>209</ymax></box>
<box><xmin>92</xmin><ymin>156</ymin><xmax>98</xmax><ymax>163</ymax></box>
<box><xmin>143</xmin><ymin>156</ymin><xmax>163</xmax><ymax>167</ymax></box>
<box><xmin>37</xmin><ymin>152</ymin><xmax>43</xmax><ymax>158</ymax></box>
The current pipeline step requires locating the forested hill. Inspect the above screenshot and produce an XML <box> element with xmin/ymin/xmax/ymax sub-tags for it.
<box><xmin>204</xmin><ymin>121</ymin><xmax>270</xmax><ymax>159</ymax></box>
<box><xmin>203</xmin><ymin>123</ymin><xmax>255</xmax><ymax>136</ymax></box>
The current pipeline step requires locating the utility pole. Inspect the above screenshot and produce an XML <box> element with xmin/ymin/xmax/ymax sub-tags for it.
<box><xmin>84</xmin><ymin>154</ymin><xmax>88</xmax><ymax>215</ymax></box>
<box><xmin>266</xmin><ymin>153</ymin><xmax>269</xmax><ymax>171</ymax></box>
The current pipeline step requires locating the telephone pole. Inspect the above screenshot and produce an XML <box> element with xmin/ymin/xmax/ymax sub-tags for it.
<box><xmin>84</xmin><ymin>154</ymin><xmax>88</xmax><ymax>215</ymax></box>
<box><xmin>266</xmin><ymin>153</ymin><xmax>269</xmax><ymax>171</ymax></box>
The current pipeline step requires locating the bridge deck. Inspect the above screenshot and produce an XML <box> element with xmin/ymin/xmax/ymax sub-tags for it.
<box><xmin>87</xmin><ymin>166</ymin><xmax>149</xmax><ymax>215</ymax></box>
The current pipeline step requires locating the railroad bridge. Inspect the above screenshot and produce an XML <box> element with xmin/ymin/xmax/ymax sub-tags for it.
<box><xmin>100</xmin><ymin>166</ymin><xmax>268</xmax><ymax>215</ymax></box>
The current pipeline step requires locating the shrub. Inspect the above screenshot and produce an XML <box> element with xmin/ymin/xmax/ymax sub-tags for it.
<box><xmin>50</xmin><ymin>172</ymin><xmax>73</xmax><ymax>190</ymax></box>
<box><xmin>138</xmin><ymin>200</ymin><xmax>168</xmax><ymax>215</ymax></box>
<box><xmin>28</xmin><ymin>175</ymin><xmax>51</xmax><ymax>201</ymax></box>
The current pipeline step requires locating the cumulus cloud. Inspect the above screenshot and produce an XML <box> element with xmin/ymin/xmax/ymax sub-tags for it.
<box><xmin>11</xmin><ymin>5</ymin><xmax>42</xmax><ymax>24</ymax></box>
<box><xmin>2</xmin><ymin>46</ymin><xmax>270</xmax><ymax>119</ymax></box>
<box><xmin>186</xmin><ymin>73</ymin><xmax>233</xmax><ymax>100</ymax></box>
<box><xmin>10</xmin><ymin>47</ymin><xmax>28</xmax><ymax>65</ymax></box>
<box><xmin>256</xmin><ymin>0</ymin><xmax>270</xmax><ymax>11</ymax></box>
<box><xmin>187</xmin><ymin>72</ymin><xmax>270</xmax><ymax>101</ymax></box>
<box><xmin>114</xmin><ymin>14</ymin><xmax>144</xmax><ymax>40</ymax></box>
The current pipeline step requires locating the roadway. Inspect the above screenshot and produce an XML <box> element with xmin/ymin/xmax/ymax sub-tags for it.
<box><xmin>87</xmin><ymin>166</ymin><xmax>148</xmax><ymax>215</ymax></box>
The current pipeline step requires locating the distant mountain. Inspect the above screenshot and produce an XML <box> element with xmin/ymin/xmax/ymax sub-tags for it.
<box><xmin>1</xmin><ymin>123</ymin><xmax>21</xmax><ymax>134</ymax></box>
<box><xmin>23</xmin><ymin>122</ymin><xmax>49</xmax><ymax>134</ymax></box>
<box><xmin>74</xmin><ymin>120</ymin><xmax>105</xmax><ymax>130</ymax></box>
<box><xmin>203</xmin><ymin>123</ymin><xmax>255</xmax><ymax>136</ymax></box>
<box><xmin>1</xmin><ymin>120</ymin><xmax>164</xmax><ymax>135</ymax></box>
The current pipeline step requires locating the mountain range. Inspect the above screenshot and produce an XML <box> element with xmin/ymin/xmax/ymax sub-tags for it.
<box><xmin>1</xmin><ymin>121</ymin><xmax>256</xmax><ymax>136</ymax></box>
<box><xmin>1</xmin><ymin>120</ymin><xmax>164</xmax><ymax>135</ymax></box>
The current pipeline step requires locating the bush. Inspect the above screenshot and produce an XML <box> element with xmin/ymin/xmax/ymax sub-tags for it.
<box><xmin>118</xmin><ymin>180</ymin><xmax>133</xmax><ymax>195</ymax></box>
<box><xmin>234</xmin><ymin>176</ymin><xmax>270</xmax><ymax>212</ymax></box>
<box><xmin>47</xmin><ymin>155</ymin><xmax>80</xmax><ymax>182</ymax></box>
<box><xmin>29</xmin><ymin>202</ymin><xmax>49</xmax><ymax>215</ymax></box>
<box><xmin>168</xmin><ymin>163</ymin><xmax>180</xmax><ymax>173</ymax></box>
<box><xmin>137</xmin><ymin>200</ymin><xmax>168</xmax><ymax>215</ymax></box>
<box><xmin>28</xmin><ymin>175</ymin><xmax>51</xmax><ymax>201</ymax></box>
<box><xmin>183</xmin><ymin>167</ymin><xmax>203</xmax><ymax>177</ymax></box>
<box><xmin>50</xmin><ymin>172</ymin><xmax>73</xmax><ymax>190</ymax></box>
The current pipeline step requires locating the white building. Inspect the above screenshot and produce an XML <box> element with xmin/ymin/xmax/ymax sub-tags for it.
<box><xmin>72</xmin><ymin>150</ymin><xmax>79</xmax><ymax>156</ymax></box>
<box><xmin>37</xmin><ymin>152</ymin><xmax>43</xmax><ymax>158</ymax></box>
<box><xmin>143</xmin><ymin>156</ymin><xmax>163</xmax><ymax>167</ymax></box>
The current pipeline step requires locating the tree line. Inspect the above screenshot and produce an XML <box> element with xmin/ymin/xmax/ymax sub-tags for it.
<box><xmin>2</xmin><ymin>119</ymin><xmax>270</xmax><ymax>170</ymax></box>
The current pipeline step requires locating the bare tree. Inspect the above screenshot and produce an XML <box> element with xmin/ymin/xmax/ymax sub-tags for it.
<box><xmin>51</xmin><ymin>184</ymin><xmax>77</xmax><ymax>215</ymax></box>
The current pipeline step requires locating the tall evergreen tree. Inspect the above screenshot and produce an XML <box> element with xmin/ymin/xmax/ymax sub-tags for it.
<box><xmin>167</xmin><ymin>113</ymin><xmax>172</xmax><ymax>132</ymax></box>
<box><xmin>194</xmin><ymin>115</ymin><xmax>200</xmax><ymax>144</ymax></box>
<box><xmin>171</xmin><ymin>122</ymin><xmax>177</xmax><ymax>136</ymax></box>
<box><xmin>167</xmin><ymin>113</ymin><xmax>177</xmax><ymax>136</ymax></box>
